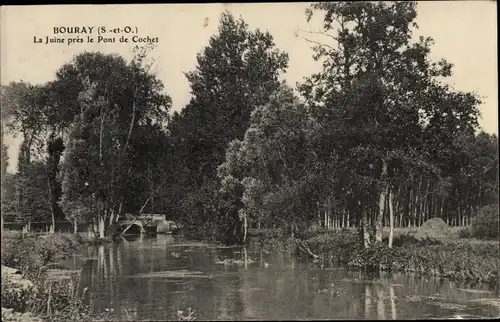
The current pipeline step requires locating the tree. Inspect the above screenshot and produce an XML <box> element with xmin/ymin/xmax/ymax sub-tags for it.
<box><xmin>166</xmin><ymin>10</ymin><xmax>289</xmax><ymax>243</ymax></box>
<box><xmin>1</xmin><ymin>82</ymin><xmax>59</xmax><ymax>230</ymax></box>
<box><xmin>60</xmin><ymin>47</ymin><xmax>171</xmax><ymax>238</ymax></box>
<box><xmin>298</xmin><ymin>1</ymin><xmax>482</xmax><ymax>246</ymax></box>
<box><xmin>218</xmin><ymin>84</ymin><xmax>320</xmax><ymax>241</ymax></box>
<box><xmin>1</xmin><ymin>80</ymin><xmax>72</xmax><ymax>229</ymax></box>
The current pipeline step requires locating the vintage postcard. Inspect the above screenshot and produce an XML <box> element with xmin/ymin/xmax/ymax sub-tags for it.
<box><xmin>1</xmin><ymin>2</ymin><xmax>498</xmax><ymax>321</ymax></box>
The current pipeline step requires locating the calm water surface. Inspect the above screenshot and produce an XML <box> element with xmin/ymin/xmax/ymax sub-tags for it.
<box><xmin>62</xmin><ymin>235</ymin><xmax>500</xmax><ymax>321</ymax></box>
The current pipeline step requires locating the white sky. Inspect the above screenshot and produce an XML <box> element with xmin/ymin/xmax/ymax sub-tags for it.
<box><xmin>1</xmin><ymin>2</ymin><xmax>498</xmax><ymax>173</ymax></box>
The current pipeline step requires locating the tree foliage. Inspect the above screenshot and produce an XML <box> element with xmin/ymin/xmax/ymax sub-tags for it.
<box><xmin>165</xmin><ymin>11</ymin><xmax>289</xmax><ymax>243</ymax></box>
<box><xmin>59</xmin><ymin>48</ymin><xmax>171</xmax><ymax>237</ymax></box>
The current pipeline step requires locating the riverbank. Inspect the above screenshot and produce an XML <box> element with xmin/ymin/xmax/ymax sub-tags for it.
<box><xmin>1</xmin><ymin>233</ymin><xmax>116</xmax><ymax>322</ymax></box>
<box><xmin>250</xmin><ymin>226</ymin><xmax>499</xmax><ymax>287</ymax></box>
<box><xmin>308</xmin><ymin>232</ymin><xmax>498</xmax><ymax>285</ymax></box>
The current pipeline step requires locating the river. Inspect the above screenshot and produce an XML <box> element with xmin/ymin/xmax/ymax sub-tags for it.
<box><xmin>58</xmin><ymin>235</ymin><xmax>499</xmax><ymax>321</ymax></box>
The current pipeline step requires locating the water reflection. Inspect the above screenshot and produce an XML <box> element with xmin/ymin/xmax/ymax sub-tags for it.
<box><xmin>73</xmin><ymin>235</ymin><xmax>500</xmax><ymax>320</ymax></box>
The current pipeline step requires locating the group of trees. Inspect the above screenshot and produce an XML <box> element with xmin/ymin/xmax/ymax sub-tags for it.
<box><xmin>1</xmin><ymin>2</ymin><xmax>498</xmax><ymax>246</ymax></box>
<box><xmin>1</xmin><ymin>45</ymin><xmax>172</xmax><ymax>238</ymax></box>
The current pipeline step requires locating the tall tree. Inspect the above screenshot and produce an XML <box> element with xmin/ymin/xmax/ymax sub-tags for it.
<box><xmin>166</xmin><ymin>10</ymin><xmax>289</xmax><ymax>243</ymax></box>
<box><xmin>1</xmin><ymin>82</ymin><xmax>58</xmax><ymax>229</ymax></box>
<box><xmin>60</xmin><ymin>47</ymin><xmax>171</xmax><ymax>238</ymax></box>
<box><xmin>218</xmin><ymin>84</ymin><xmax>320</xmax><ymax>241</ymax></box>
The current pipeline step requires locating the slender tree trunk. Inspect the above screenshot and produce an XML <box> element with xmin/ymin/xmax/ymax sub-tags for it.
<box><xmin>109</xmin><ymin>210</ymin><xmax>115</xmax><ymax>228</ymax></box>
<box><xmin>88</xmin><ymin>223</ymin><xmax>94</xmax><ymax>239</ymax></box>
<box><xmin>430</xmin><ymin>187</ymin><xmax>435</xmax><ymax>219</ymax></box>
<box><xmin>408</xmin><ymin>185</ymin><xmax>413</xmax><ymax>228</ymax></box>
<box><xmin>376</xmin><ymin>186</ymin><xmax>387</xmax><ymax>242</ymax></box>
<box><xmin>73</xmin><ymin>219</ymin><xmax>78</xmax><ymax>234</ymax></box>
<box><xmin>388</xmin><ymin>189</ymin><xmax>394</xmax><ymax>248</ymax></box>
<box><xmin>440</xmin><ymin>197</ymin><xmax>444</xmax><ymax>219</ymax></box>
<box><xmin>98</xmin><ymin>216</ymin><xmax>105</xmax><ymax>239</ymax></box>
<box><xmin>422</xmin><ymin>180</ymin><xmax>430</xmax><ymax>225</ymax></box>
<box><xmin>376</xmin><ymin>160</ymin><xmax>388</xmax><ymax>243</ymax></box>
<box><xmin>99</xmin><ymin>114</ymin><xmax>105</xmax><ymax>166</ymax></box>
<box><xmin>361</xmin><ymin>202</ymin><xmax>370</xmax><ymax>248</ymax></box>
<box><xmin>414</xmin><ymin>176</ymin><xmax>422</xmax><ymax>227</ymax></box>
<box><xmin>243</xmin><ymin>212</ymin><xmax>248</xmax><ymax>244</ymax></box>
<box><xmin>44</xmin><ymin>168</ymin><xmax>56</xmax><ymax>234</ymax></box>
<box><xmin>402</xmin><ymin>182</ymin><xmax>409</xmax><ymax>228</ymax></box>
<box><xmin>318</xmin><ymin>205</ymin><xmax>321</xmax><ymax>227</ymax></box>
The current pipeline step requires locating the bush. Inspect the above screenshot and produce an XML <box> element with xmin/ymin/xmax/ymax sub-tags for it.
<box><xmin>1</xmin><ymin>237</ymin><xmax>45</xmax><ymax>280</ymax></box>
<box><xmin>1</xmin><ymin>234</ymin><xmax>83</xmax><ymax>281</ymax></box>
<box><xmin>383</xmin><ymin>233</ymin><xmax>443</xmax><ymax>247</ymax></box>
<box><xmin>306</xmin><ymin>231</ymin><xmax>360</xmax><ymax>261</ymax></box>
<box><xmin>458</xmin><ymin>227</ymin><xmax>472</xmax><ymax>239</ymax></box>
<box><xmin>470</xmin><ymin>204</ymin><xmax>499</xmax><ymax>240</ymax></box>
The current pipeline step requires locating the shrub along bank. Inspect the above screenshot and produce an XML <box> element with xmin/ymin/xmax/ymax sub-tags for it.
<box><xmin>459</xmin><ymin>204</ymin><xmax>499</xmax><ymax>240</ymax></box>
<box><xmin>302</xmin><ymin>231</ymin><xmax>499</xmax><ymax>286</ymax></box>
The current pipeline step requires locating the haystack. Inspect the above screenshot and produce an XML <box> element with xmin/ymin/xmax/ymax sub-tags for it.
<box><xmin>417</xmin><ymin>218</ymin><xmax>450</xmax><ymax>239</ymax></box>
<box><xmin>421</xmin><ymin>218</ymin><xmax>448</xmax><ymax>230</ymax></box>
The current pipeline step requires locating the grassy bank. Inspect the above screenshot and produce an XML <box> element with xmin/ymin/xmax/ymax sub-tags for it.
<box><xmin>250</xmin><ymin>226</ymin><xmax>499</xmax><ymax>286</ymax></box>
<box><xmin>1</xmin><ymin>233</ymin><xmax>115</xmax><ymax>322</ymax></box>
<box><xmin>306</xmin><ymin>231</ymin><xmax>499</xmax><ymax>285</ymax></box>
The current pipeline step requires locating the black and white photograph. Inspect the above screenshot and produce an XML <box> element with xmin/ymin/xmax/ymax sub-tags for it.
<box><xmin>1</xmin><ymin>2</ymin><xmax>498</xmax><ymax>321</ymax></box>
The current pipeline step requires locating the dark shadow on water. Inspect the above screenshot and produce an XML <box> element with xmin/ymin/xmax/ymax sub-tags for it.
<box><xmin>121</xmin><ymin>234</ymin><xmax>142</xmax><ymax>242</ymax></box>
<box><xmin>120</xmin><ymin>224</ymin><xmax>142</xmax><ymax>236</ymax></box>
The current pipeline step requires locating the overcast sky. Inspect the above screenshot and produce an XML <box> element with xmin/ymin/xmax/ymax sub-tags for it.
<box><xmin>1</xmin><ymin>2</ymin><xmax>497</xmax><ymax>173</ymax></box>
